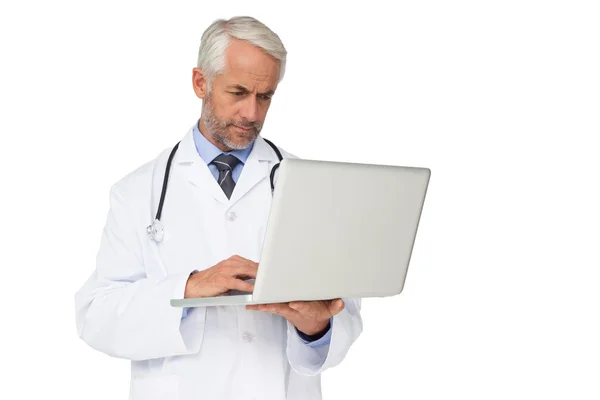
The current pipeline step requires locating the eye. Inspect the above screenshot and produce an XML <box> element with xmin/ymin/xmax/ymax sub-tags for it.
<box><xmin>259</xmin><ymin>94</ymin><xmax>272</xmax><ymax>101</ymax></box>
<box><xmin>230</xmin><ymin>92</ymin><xmax>244</xmax><ymax>96</ymax></box>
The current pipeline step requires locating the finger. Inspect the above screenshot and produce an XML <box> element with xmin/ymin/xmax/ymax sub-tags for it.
<box><xmin>226</xmin><ymin>263</ymin><xmax>258</xmax><ymax>279</ymax></box>
<box><xmin>257</xmin><ymin>303</ymin><xmax>278</xmax><ymax>313</ymax></box>
<box><xmin>256</xmin><ymin>303</ymin><xmax>297</xmax><ymax>318</ymax></box>
<box><xmin>229</xmin><ymin>259</ymin><xmax>259</xmax><ymax>273</ymax></box>
<box><xmin>230</xmin><ymin>254</ymin><xmax>251</xmax><ymax>261</ymax></box>
<box><xmin>271</xmin><ymin>304</ymin><xmax>297</xmax><ymax>319</ymax></box>
<box><xmin>288</xmin><ymin>301</ymin><xmax>309</xmax><ymax>312</ymax></box>
<box><xmin>228</xmin><ymin>255</ymin><xmax>259</xmax><ymax>267</ymax></box>
<box><xmin>225</xmin><ymin>278</ymin><xmax>254</xmax><ymax>293</ymax></box>
<box><xmin>289</xmin><ymin>299</ymin><xmax>344</xmax><ymax>317</ymax></box>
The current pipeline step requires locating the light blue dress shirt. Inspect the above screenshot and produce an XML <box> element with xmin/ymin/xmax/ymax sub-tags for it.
<box><xmin>192</xmin><ymin>122</ymin><xmax>254</xmax><ymax>182</ymax></box>
<box><xmin>182</xmin><ymin>121</ymin><xmax>332</xmax><ymax>347</ymax></box>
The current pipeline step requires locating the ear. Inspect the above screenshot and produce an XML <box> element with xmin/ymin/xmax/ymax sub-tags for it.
<box><xmin>192</xmin><ymin>67</ymin><xmax>208</xmax><ymax>99</ymax></box>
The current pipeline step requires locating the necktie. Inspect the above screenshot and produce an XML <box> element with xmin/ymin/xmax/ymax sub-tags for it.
<box><xmin>212</xmin><ymin>154</ymin><xmax>241</xmax><ymax>199</ymax></box>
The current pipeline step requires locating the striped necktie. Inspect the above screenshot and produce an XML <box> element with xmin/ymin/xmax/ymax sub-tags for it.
<box><xmin>212</xmin><ymin>154</ymin><xmax>241</xmax><ymax>199</ymax></box>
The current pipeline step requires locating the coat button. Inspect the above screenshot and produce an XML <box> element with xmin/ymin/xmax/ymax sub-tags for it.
<box><xmin>242</xmin><ymin>332</ymin><xmax>253</xmax><ymax>343</ymax></box>
<box><xmin>226</xmin><ymin>212</ymin><xmax>237</xmax><ymax>221</ymax></box>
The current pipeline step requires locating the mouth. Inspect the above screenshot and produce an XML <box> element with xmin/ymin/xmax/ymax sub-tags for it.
<box><xmin>232</xmin><ymin>125</ymin><xmax>254</xmax><ymax>133</ymax></box>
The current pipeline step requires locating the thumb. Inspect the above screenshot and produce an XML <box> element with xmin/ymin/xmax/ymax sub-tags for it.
<box><xmin>331</xmin><ymin>299</ymin><xmax>345</xmax><ymax>314</ymax></box>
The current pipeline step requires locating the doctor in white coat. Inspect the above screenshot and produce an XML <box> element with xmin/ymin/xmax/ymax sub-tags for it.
<box><xmin>74</xmin><ymin>16</ymin><xmax>363</xmax><ymax>400</ymax></box>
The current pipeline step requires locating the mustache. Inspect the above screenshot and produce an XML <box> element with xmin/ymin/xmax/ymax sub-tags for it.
<box><xmin>227</xmin><ymin>120</ymin><xmax>262</xmax><ymax>130</ymax></box>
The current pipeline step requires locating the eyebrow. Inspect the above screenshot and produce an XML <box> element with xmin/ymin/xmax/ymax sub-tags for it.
<box><xmin>227</xmin><ymin>84</ymin><xmax>274</xmax><ymax>97</ymax></box>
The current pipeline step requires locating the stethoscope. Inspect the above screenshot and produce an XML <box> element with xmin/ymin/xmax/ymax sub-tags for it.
<box><xmin>146</xmin><ymin>138</ymin><xmax>283</xmax><ymax>242</ymax></box>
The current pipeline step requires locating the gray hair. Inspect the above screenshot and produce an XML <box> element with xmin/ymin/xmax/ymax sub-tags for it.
<box><xmin>197</xmin><ymin>16</ymin><xmax>287</xmax><ymax>92</ymax></box>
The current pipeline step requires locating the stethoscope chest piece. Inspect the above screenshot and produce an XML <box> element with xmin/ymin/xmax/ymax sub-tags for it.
<box><xmin>146</xmin><ymin>219</ymin><xmax>164</xmax><ymax>242</ymax></box>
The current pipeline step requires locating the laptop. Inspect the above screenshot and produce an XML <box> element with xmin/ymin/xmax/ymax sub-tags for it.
<box><xmin>170</xmin><ymin>157</ymin><xmax>430</xmax><ymax>308</ymax></box>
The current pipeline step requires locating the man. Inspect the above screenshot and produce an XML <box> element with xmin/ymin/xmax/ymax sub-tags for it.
<box><xmin>75</xmin><ymin>16</ymin><xmax>362</xmax><ymax>400</ymax></box>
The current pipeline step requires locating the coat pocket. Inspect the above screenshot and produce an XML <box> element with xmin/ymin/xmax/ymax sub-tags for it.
<box><xmin>178</xmin><ymin>304</ymin><xmax>208</xmax><ymax>354</ymax></box>
<box><xmin>129</xmin><ymin>374</ymin><xmax>179</xmax><ymax>400</ymax></box>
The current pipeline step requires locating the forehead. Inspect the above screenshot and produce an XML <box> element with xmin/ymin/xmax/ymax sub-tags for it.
<box><xmin>220</xmin><ymin>39</ymin><xmax>280</xmax><ymax>91</ymax></box>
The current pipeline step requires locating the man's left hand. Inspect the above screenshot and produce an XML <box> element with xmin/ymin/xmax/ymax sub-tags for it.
<box><xmin>246</xmin><ymin>299</ymin><xmax>344</xmax><ymax>336</ymax></box>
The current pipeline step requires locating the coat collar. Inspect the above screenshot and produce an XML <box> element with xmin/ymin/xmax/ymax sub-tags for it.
<box><xmin>174</xmin><ymin>125</ymin><xmax>280</xmax><ymax>207</ymax></box>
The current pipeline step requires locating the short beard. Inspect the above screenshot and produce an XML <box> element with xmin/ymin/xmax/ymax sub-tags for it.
<box><xmin>201</xmin><ymin>94</ymin><xmax>263</xmax><ymax>151</ymax></box>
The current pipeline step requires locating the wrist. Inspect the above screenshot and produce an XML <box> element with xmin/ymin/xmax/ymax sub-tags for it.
<box><xmin>184</xmin><ymin>270</ymin><xmax>200</xmax><ymax>298</ymax></box>
<box><xmin>297</xmin><ymin>319</ymin><xmax>330</xmax><ymax>336</ymax></box>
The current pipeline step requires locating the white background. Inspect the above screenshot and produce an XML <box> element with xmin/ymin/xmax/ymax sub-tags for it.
<box><xmin>1</xmin><ymin>0</ymin><xmax>599</xmax><ymax>398</ymax></box>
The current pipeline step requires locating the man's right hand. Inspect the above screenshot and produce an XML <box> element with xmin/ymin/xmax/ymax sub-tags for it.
<box><xmin>184</xmin><ymin>255</ymin><xmax>258</xmax><ymax>298</ymax></box>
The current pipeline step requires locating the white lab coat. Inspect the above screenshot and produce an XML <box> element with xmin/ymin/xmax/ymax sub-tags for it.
<box><xmin>74</xmin><ymin>125</ymin><xmax>363</xmax><ymax>400</ymax></box>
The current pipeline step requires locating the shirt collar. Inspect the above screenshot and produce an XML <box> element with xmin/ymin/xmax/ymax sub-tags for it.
<box><xmin>193</xmin><ymin>119</ymin><xmax>254</xmax><ymax>165</ymax></box>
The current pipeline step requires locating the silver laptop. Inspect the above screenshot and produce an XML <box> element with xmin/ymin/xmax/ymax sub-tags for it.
<box><xmin>170</xmin><ymin>158</ymin><xmax>430</xmax><ymax>308</ymax></box>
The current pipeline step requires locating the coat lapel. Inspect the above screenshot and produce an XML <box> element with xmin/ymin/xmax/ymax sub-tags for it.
<box><xmin>174</xmin><ymin>128</ymin><xmax>228</xmax><ymax>204</ymax></box>
<box><xmin>228</xmin><ymin>135</ymin><xmax>279</xmax><ymax>207</ymax></box>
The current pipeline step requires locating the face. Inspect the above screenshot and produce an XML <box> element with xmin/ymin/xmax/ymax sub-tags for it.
<box><xmin>192</xmin><ymin>38</ymin><xmax>280</xmax><ymax>151</ymax></box>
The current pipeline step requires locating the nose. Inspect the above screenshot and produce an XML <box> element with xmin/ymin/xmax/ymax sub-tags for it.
<box><xmin>238</xmin><ymin>96</ymin><xmax>259</xmax><ymax>122</ymax></box>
